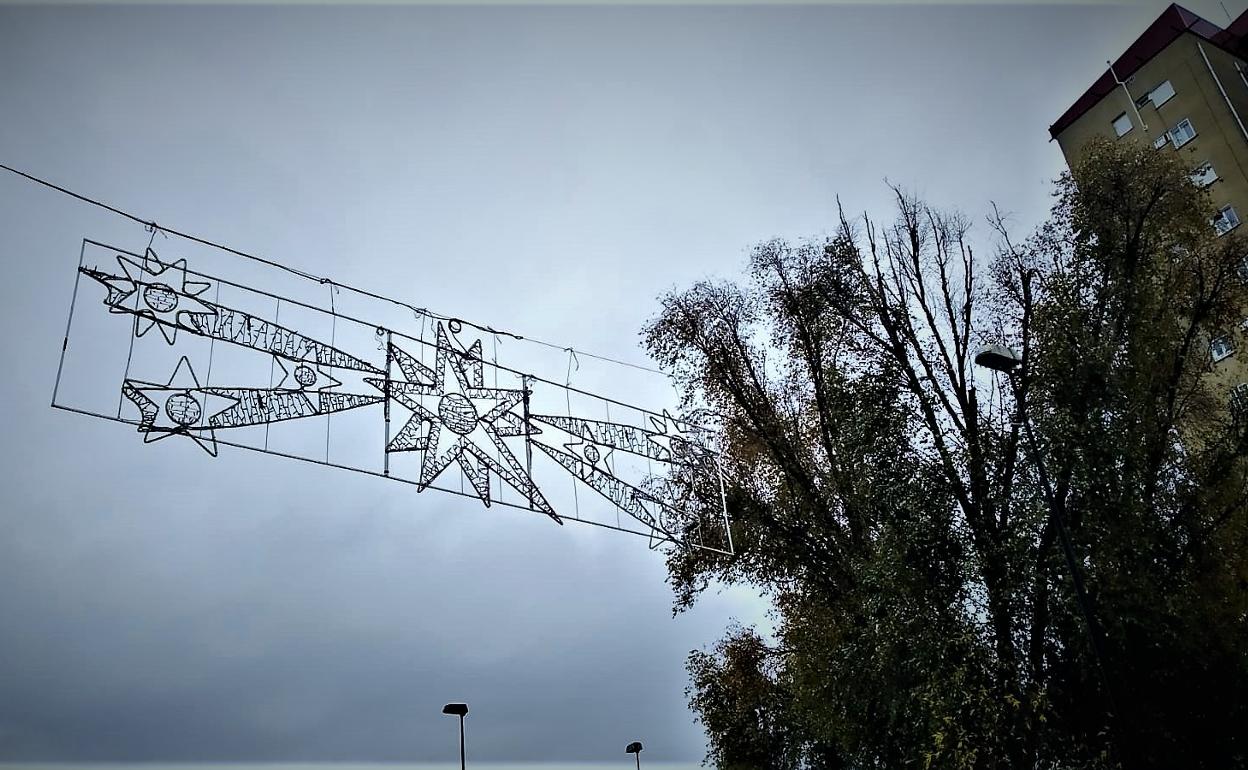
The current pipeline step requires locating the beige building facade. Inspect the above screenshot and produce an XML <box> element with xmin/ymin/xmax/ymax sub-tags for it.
<box><xmin>1050</xmin><ymin>3</ymin><xmax>1248</xmax><ymax>416</ymax></box>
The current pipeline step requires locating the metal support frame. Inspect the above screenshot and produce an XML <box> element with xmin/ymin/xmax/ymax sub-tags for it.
<box><xmin>54</xmin><ymin>237</ymin><xmax>735</xmax><ymax>554</ymax></box>
<box><xmin>383</xmin><ymin>328</ymin><xmax>393</xmax><ymax>476</ymax></box>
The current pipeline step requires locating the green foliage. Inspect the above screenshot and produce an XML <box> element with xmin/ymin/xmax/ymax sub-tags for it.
<box><xmin>645</xmin><ymin>139</ymin><xmax>1248</xmax><ymax>768</ymax></box>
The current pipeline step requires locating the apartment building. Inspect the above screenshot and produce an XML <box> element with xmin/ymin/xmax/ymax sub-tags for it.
<box><xmin>1049</xmin><ymin>3</ymin><xmax>1248</xmax><ymax>415</ymax></box>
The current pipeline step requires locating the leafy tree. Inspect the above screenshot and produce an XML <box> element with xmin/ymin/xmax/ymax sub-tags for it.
<box><xmin>645</xmin><ymin>138</ymin><xmax>1248</xmax><ymax>768</ymax></box>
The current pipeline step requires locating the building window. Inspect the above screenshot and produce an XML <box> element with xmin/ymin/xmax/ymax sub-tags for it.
<box><xmin>1214</xmin><ymin>205</ymin><xmax>1240</xmax><ymax>235</ymax></box>
<box><xmin>1211</xmin><ymin>335</ymin><xmax>1235</xmax><ymax>362</ymax></box>
<box><xmin>1154</xmin><ymin>133</ymin><xmax>1171</xmax><ymax>150</ymax></box>
<box><xmin>1231</xmin><ymin>383</ymin><xmax>1248</xmax><ymax>418</ymax></box>
<box><xmin>1146</xmin><ymin>80</ymin><xmax>1176</xmax><ymax>107</ymax></box>
<box><xmin>1112</xmin><ymin>112</ymin><xmax>1133</xmax><ymax>137</ymax></box>
<box><xmin>1192</xmin><ymin>162</ymin><xmax>1219</xmax><ymax>187</ymax></box>
<box><xmin>1171</xmin><ymin>118</ymin><xmax>1197</xmax><ymax>147</ymax></box>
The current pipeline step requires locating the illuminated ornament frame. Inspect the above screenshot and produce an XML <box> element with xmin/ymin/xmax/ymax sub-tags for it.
<box><xmin>53</xmin><ymin>238</ymin><xmax>734</xmax><ymax>555</ymax></box>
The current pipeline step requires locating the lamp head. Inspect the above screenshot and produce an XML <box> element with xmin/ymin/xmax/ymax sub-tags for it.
<box><xmin>626</xmin><ymin>741</ymin><xmax>644</xmax><ymax>754</ymax></box>
<box><xmin>442</xmin><ymin>703</ymin><xmax>469</xmax><ymax>716</ymax></box>
<box><xmin>973</xmin><ymin>343</ymin><xmax>1022</xmax><ymax>373</ymax></box>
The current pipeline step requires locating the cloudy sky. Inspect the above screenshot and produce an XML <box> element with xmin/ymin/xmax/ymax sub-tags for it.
<box><xmin>1</xmin><ymin>0</ymin><xmax>1242</xmax><ymax>763</ymax></box>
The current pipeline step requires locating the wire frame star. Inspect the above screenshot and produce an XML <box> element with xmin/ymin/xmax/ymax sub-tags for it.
<box><xmin>646</xmin><ymin>409</ymin><xmax>705</xmax><ymax>463</ymax></box>
<box><xmin>563</xmin><ymin>424</ymin><xmax>616</xmax><ymax>480</ymax></box>
<box><xmin>122</xmin><ymin>356</ymin><xmax>218</xmax><ymax>456</ymax></box>
<box><xmin>84</xmin><ymin>248</ymin><xmax>215</xmax><ymax>344</ymax></box>
<box><xmin>367</xmin><ymin>323</ymin><xmax>559</xmax><ymax>523</ymax></box>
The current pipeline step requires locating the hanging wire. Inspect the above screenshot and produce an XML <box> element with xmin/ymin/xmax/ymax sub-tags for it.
<box><xmin>52</xmin><ymin>241</ymin><xmax>88</xmax><ymax>407</ymax></box>
<box><xmin>565</xmin><ymin>347</ymin><xmax>581</xmax><ymax>520</ymax></box>
<box><xmin>605</xmin><ymin>399</ymin><xmax>620</xmax><ymax>530</ymax></box>
<box><xmin>325</xmin><ymin>280</ymin><xmax>340</xmax><ymax>463</ymax></box>
<box><xmin>204</xmin><ymin>280</ymin><xmax>221</xmax><ymax>394</ymax></box>
<box><xmin>644</xmin><ymin>408</ymin><xmax>656</xmax><ymax>529</ymax></box>
<box><xmin>115</xmin><ymin>247</ymin><xmax>148</xmax><ymax>418</ymax></box>
<box><xmin>417</xmin><ymin>307</ymin><xmax>428</xmax><ymax>369</ymax></box>
<box><xmin>0</xmin><ymin>161</ymin><xmax>668</xmax><ymax>376</ymax></box>
<box><xmin>491</xmin><ymin>333</ymin><xmax>502</xmax><ymax>502</ymax></box>
<box><xmin>263</xmin><ymin>299</ymin><xmax>281</xmax><ymax>452</ymax></box>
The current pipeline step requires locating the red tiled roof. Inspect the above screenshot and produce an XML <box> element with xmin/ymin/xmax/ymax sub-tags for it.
<box><xmin>1048</xmin><ymin>4</ymin><xmax>1242</xmax><ymax>141</ymax></box>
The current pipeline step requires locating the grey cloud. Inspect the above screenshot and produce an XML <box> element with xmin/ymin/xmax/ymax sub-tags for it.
<box><xmin>0</xmin><ymin>1</ymin><xmax>1219</xmax><ymax>762</ymax></box>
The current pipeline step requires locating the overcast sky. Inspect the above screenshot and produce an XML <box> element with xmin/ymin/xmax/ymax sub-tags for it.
<box><xmin>1</xmin><ymin>0</ymin><xmax>1243</xmax><ymax>763</ymax></box>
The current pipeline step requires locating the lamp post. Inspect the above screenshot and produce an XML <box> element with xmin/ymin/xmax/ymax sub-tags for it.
<box><xmin>442</xmin><ymin>702</ymin><xmax>468</xmax><ymax>770</ymax></box>
<box><xmin>625</xmin><ymin>741</ymin><xmax>643</xmax><ymax>770</ymax></box>
<box><xmin>973</xmin><ymin>345</ymin><xmax>1121</xmax><ymax>743</ymax></box>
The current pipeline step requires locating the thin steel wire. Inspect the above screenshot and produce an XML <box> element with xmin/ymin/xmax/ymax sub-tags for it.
<box><xmin>203</xmin><ymin>280</ymin><xmax>221</xmax><ymax>401</ymax></box>
<box><xmin>605</xmin><ymin>399</ymin><xmax>620</xmax><ymax>530</ymax></box>
<box><xmin>263</xmin><ymin>298</ymin><xmax>281</xmax><ymax>452</ymax></box>
<box><xmin>52</xmin><ymin>241</ymin><xmax>87</xmax><ymax>406</ymax></box>
<box><xmin>115</xmin><ymin>254</ymin><xmax>147</xmax><ymax>419</ymax></box>
<box><xmin>326</xmin><ymin>281</ymin><xmax>338</xmax><ymax>463</ymax></box>
<box><xmin>565</xmin><ymin>348</ymin><xmax>580</xmax><ymax>521</ymax></box>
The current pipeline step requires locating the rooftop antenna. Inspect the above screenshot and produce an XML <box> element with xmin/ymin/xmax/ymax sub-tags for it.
<box><xmin>1108</xmin><ymin>59</ymin><xmax>1148</xmax><ymax>132</ymax></box>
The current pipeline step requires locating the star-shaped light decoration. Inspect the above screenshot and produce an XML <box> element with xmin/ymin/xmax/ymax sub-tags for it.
<box><xmin>645</xmin><ymin>409</ymin><xmax>708</xmax><ymax>464</ymax></box>
<box><xmin>121</xmin><ymin>356</ymin><xmax>218</xmax><ymax>456</ymax></box>
<box><xmin>367</xmin><ymin>323</ymin><xmax>559</xmax><ymax>523</ymax></box>
<box><xmin>83</xmin><ymin>248</ymin><xmax>216</xmax><ymax>344</ymax></box>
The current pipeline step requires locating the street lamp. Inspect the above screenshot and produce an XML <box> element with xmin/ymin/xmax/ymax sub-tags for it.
<box><xmin>973</xmin><ymin>344</ymin><xmax>1120</xmax><ymax>739</ymax></box>
<box><xmin>442</xmin><ymin>702</ymin><xmax>468</xmax><ymax>770</ymax></box>
<box><xmin>625</xmin><ymin>741</ymin><xmax>644</xmax><ymax>770</ymax></box>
